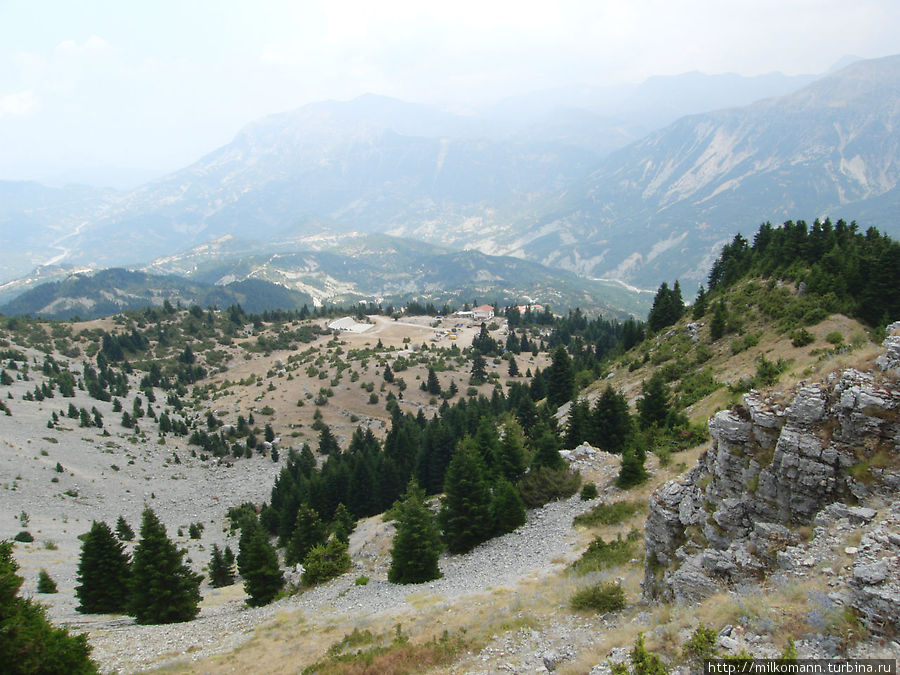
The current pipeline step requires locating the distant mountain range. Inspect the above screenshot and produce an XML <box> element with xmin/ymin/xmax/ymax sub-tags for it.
<box><xmin>0</xmin><ymin>235</ymin><xmax>648</xmax><ymax>320</ymax></box>
<box><xmin>2</xmin><ymin>55</ymin><xmax>898</xmax><ymax>311</ymax></box>
<box><xmin>492</xmin><ymin>54</ymin><xmax>900</xmax><ymax>286</ymax></box>
<box><xmin>0</xmin><ymin>268</ymin><xmax>315</xmax><ymax>320</ymax></box>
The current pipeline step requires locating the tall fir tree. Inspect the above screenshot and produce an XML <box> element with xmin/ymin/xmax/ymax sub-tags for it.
<box><xmin>284</xmin><ymin>504</ymin><xmax>328</xmax><ymax>566</ymax></box>
<box><xmin>545</xmin><ymin>346</ymin><xmax>575</xmax><ymax>408</ymax></box>
<box><xmin>470</xmin><ymin>352</ymin><xmax>488</xmax><ymax>385</ymax></box>
<box><xmin>709</xmin><ymin>300</ymin><xmax>728</xmax><ymax>341</ymax></box>
<box><xmin>388</xmin><ymin>481</ymin><xmax>443</xmax><ymax>584</ymax></box>
<box><xmin>425</xmin><ymin>367</ymin><xmax>441</xmax><ymax>396</ymax></box>
<box><xmin>317</xmin><ymin>424</ymin><xmax>340</xmax><ymax>456</ymax></box>
<box><xmin>439</xmin><ymin>444</ymin><xmax>494</xmax><ymax>554</ymax></box>
<box><xmin>237</xmin><ymin>527</ymin><xmax>283</xmax><ymax>607</ymax></box>
<box><xmin>529</xmin><ymin>424</ymin><xmax>565</xmax><ymax>471</ymax></box>
<box><xmin>638</xmin><ymin>373</ymin><xmax>671</xmax><ymax>430</ymax></box>
<box><xmin>564</xmin><ymin>399</ymin><xmax>592</xmax><ymax>449</ymax></box>
<box><xmin>75</xmin><ymin>521</ymin><xmax>131</xmax><ymax>614</ymax></box>
<box><xmin>129</xmin><ymin>508</ymin><xmax>202</xmax><ymax>625</ymax></box>
<box><xmin>496</xmin><ymin>418</ymin><xmax>527</xmax><ymax>483</ymax></box>
<box><xmin>592</xmin><ymin>385</ymin><xmax>632</xmax><ymax>453</ymax></box>
<box><xmin>331</xmin><ymin>503</ymin><xmax>356</xmax><ymax>545</ymax></box>
<box><xmin>115</xmin><ymin>515</ymin><xmax>134</xmax><ymax>541</ymax></box>
<box><xmin>530</xmin><ymin>367</ymin><xmax>547</xmax><ymax>402</ymax></box>
<box><xmin>692</xmin><ymin>286</ymin><xmax>708</xmax><ymax>319</ymax></box>
<box><xmin>208</xmin><ymin>543</ymin><xmax>235</xmax><ymax>588</ymax></box>
<box><xmin>507</xmin><ymin>355</ymin><xmax>520</xmax><ymax>377</ymax></box>
<box><xmin>490</xmin><ymin>479</ymin><xmax>527</xmax><ymax>536</ymax></box>
<box><xmin>647</xmin><ymin>280</ymin><xmax>685</xmax><ymax>332</ymax></box>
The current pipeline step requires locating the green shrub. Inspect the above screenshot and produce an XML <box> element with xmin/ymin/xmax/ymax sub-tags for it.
<box><xmin>570</xmin><ymin>582</ymin><xmax>625</xmax><ymax>612</ymax></box>
<box><xmin>302</xmin><ymin>538</ymin><xmax>351</xmax><ymax>586</ymax></box>
<box><xmin>571</xmin><ymin>529</ymin><xmax>641</xmax><ymax>575</ymax></box>
<box><xmin>790</xmin><ymin>328</ymin><xmax>814</xmax><ymax>347</ymax></box>
<box><xmin>630</xmin><ymin>632</ymin><xmax>667</xmax><ymax>675</ymax></box>
<box><xmin>802</xmin><ymin>307</ymin><xmax>828</xmax><ymax>325</ymax></box>
<box><xmin>579</xmin><ymin>483</ymin><xmax>598</xmax><ymax>501</ymax></box>
<box><xmin>675</xmin><ymin>368</ymin><xmax>720</xmax><ymax>408</ymax></box>
<box><xmin>682</xmin><ymin>623</ymin><xmax>718</xmax><ymax>664</ymax></box>
<box><xmin>825</xmin><ymin>331</ymin><xmax>844</xmax><ymax>346</ymax></box>
<box><xmin>517</xmin><ymin>467</ymin><xmax>581</xmax><ymax>508</ymax></box>
<box><xmin>13</xmin><ymin>531</ymin><xmax>33</xmax><ymax>543</ymax></box>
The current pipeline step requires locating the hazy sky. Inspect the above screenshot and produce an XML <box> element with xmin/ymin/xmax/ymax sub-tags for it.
<box><xmin>2</xmin><ymin>0</ymin><xmax>899</xmax><ymax>185</ymax></box>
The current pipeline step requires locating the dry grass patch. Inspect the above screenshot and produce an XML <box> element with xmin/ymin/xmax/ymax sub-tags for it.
<box><xmin>301</xmin><ymin>625</ymin><xmax>471</xmax><ymax>675</ymax></box>
<box><xmin>404</xmin><ymin>590</ymin><xmax>444</xmax><ymax>610</ymax></box>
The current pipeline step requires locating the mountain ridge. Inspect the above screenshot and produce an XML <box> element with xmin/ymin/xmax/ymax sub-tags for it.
<box><xmin>1</xmin><ymin>58</ymin><xmax>897</xmax><ymax>296</ymax></box>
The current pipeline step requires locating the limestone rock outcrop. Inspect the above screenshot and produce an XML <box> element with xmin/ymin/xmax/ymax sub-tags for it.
<box><xmin>643</xmin><ymin>334</ymin><xmax>900</xmax><ymax>633</ymax></box>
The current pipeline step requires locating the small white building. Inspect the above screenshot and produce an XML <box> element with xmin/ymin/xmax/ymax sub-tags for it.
<box><xmin>472</xmin><ymin>304</ymin><xmax>495</xmax><ymax>322</ymax></box>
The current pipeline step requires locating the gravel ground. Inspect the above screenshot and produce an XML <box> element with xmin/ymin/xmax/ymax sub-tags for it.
<box><xmin>85</xmin><ymin>454</ymin><xmax>620</xmax><ymax>673</ymax></box>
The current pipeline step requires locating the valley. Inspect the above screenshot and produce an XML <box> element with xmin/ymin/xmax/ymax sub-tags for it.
<box><xmin>3</xmin><ymin>222</ymin><xmax>899</xmax><ymax>672</ymax></box>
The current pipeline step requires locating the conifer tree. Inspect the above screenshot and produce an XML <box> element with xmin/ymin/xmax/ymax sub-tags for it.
<box><xmin>388</xmin><ymin>481</ymin><xmax>442</xmax><ymax>584</ymax></box>
<box><xmin>208</xmin><ymin>543</ymin><xmax>235</xmax><ymax>588</ymax></box>
<box><xmin>425</xmin><ymin>367</ymin><xmax>441</xmax><ymax>396</ymax></box>
<box><xmin>709</xmin><ymin>300</ymin><xmax>727</xmax><ymax>340</ymax></box>
<box><xmin>593</xmin><ymin>385</ymin><xmax>632</xmax><ymax>453</ymax></box>
<box><xmin>490</xmin><ymin>479</ymin><xmax>527</xmax><ymax>536</ymax></box>
<box><xmin>284</xmin><ymin>504</ymin><xmax>328</xmax><ymax>566</ymax></box>
<box><xmin>75</xmin><ymin>521</ymin><xmax>131</xmax><ymax>614</ymax></box>
<box><xmin>545</xmin><ymin>346</ymin><xmax>575</xmax><ymax>408</ymax></box>
<box><xmin>637</xmin><ymin>373</ymin><xmax>671</xmax><ymax>430</ymax></box>
<box><xmin>223</xmin><ymin>545</ymin><xmax>236</xmax><ymax>572</ymax></box>
<box><xmin>237</xmin><ymin>527</ymin><xmax>283</xmax><ymax>606</ymax></box>
<box><xmin>616</xmin><ymin>447</ymin><xmax>648</xmax><ymax>489</ymax></box>
<box><xmin>439</xmin><ymin>444</ymin><xmax>493</xmax><ymax>553</ymax></box>
<box><xmin>496</xmin><ymin>418</ymin><xmax>527</xmax><ymax>483</ymax></box>
<box><xmin>529</xmin><ymin>424</ymin><xmax>565</xmax><ymax>471</ymax></box>
<box><xmin>382</xmin><ymin>362</ymin><xmax>394</xmax><ymax>383</ymax></box>
<box><xmin>469</xmin><ymin>352</ymin><xmax>487</xmax><ymax>385</ymax></box>
<box><xmin>129</xmin><ymin>508</ymin><xmax>202</xmax><ymax>624</ymax></box>
<box><xmin>0</xmin><ymin>541</ymin><xmax>98</xmax><ymax>674</ymax></box>
<box><xmin>530</xmin><ymin>367</ymin><xmax>547</xmax><ymax>401</ymax></box>
<box><xmin>472</xmin><ymin>418</ymin><xmax>501</xmax><ymax>471</ymax></box>
<box><xmin>332</xmin><ymin>503</ymin><xmax>356</xmax><ymax>545</ymax></box>
<box><xmin>115</xmin><ymin>515</ymin><xmax>134</xmax><ymax>541</ymax></box>
<box><xmin>692</xmin><ymin>286</ymin><xmax>708</xmax><ymax>319</ymax></box>
<box><xmin>36</xmin><ymin>569</ymin><xmax>58</xmax><ymax>594</ymax></box>
<box><xmin>507</xmin><ymin>355</ymin><xmax>519</xmax><ymax>377</ymax></box>
<box><xmin>564</xmin><ymin>399</ymin><xmax>592</xmax><ymax>449</ymax></box>
<box><xmin>317</xmin><ymin>424</ymin><xmax>340</xmax><ymax>456</ymax></box>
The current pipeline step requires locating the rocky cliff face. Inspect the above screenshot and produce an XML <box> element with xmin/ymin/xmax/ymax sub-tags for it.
<box><xmin>643</xmin><ymin>327</ymin><xmax>900</xmax><ymax>633</ymax></box>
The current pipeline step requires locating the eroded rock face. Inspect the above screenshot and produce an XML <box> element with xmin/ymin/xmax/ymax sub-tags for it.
<box><xmin>643</xmin><ymin>339</ymin><xmax>900</xmax><ymax>612</ymax></box>
<box><xmin>848</xmin><ymin>502</ymin><xmax>900</xmax><ymax>633</ymax></box>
